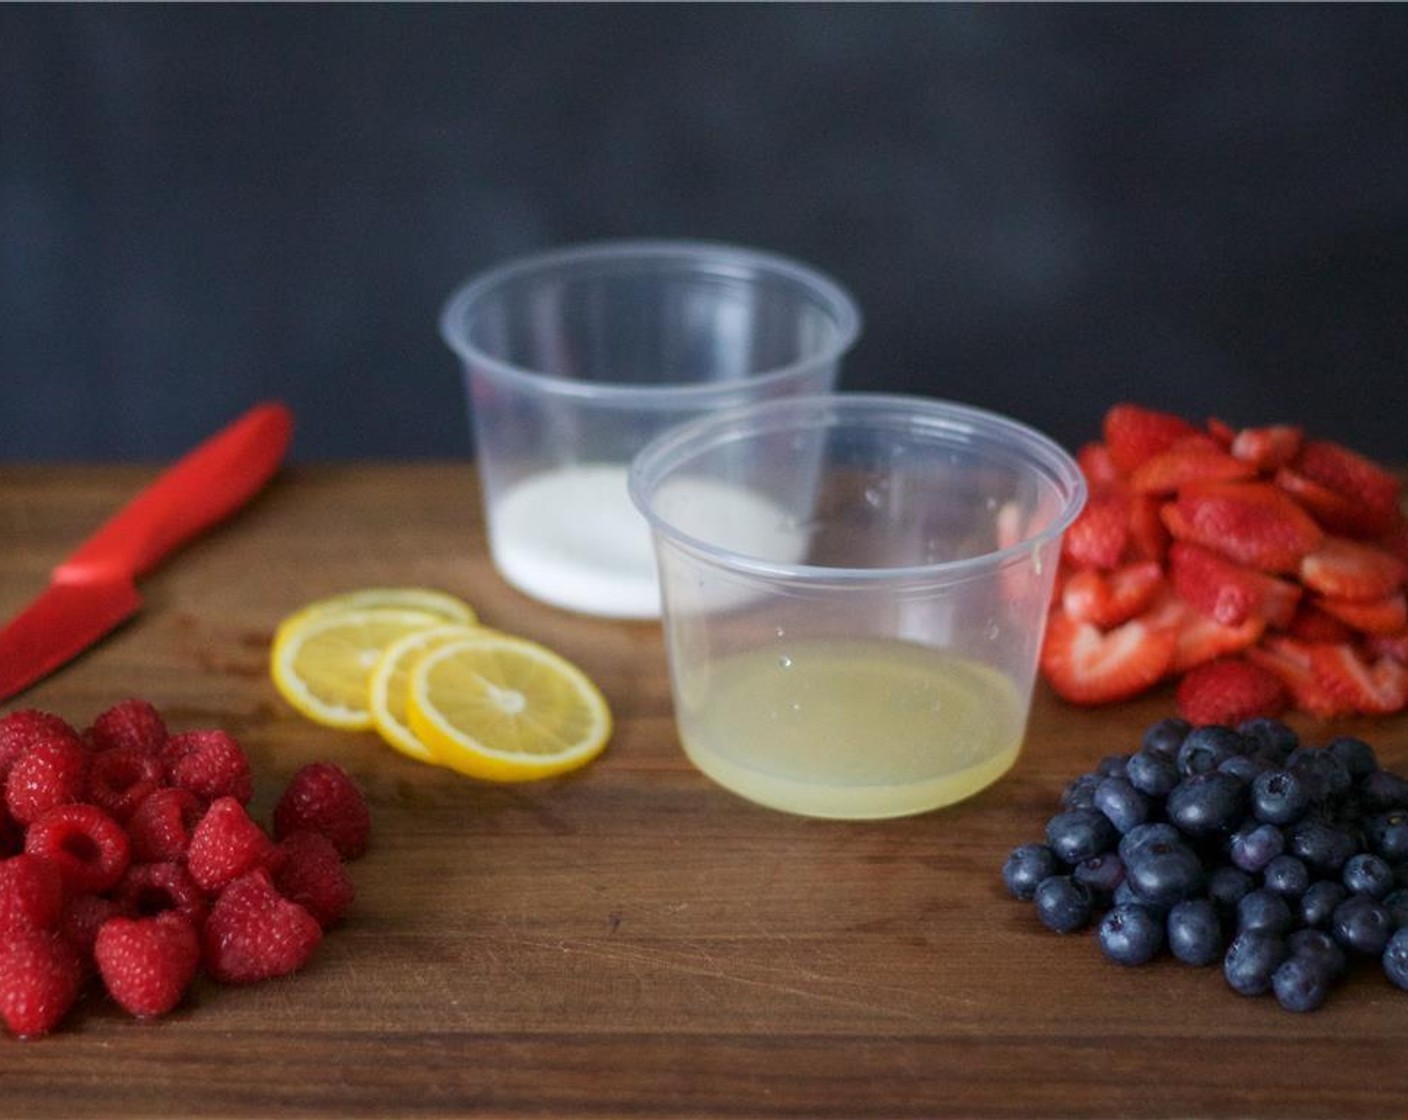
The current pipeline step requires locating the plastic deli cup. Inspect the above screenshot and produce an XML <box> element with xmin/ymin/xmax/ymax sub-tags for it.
<box><xmin>439</xmin><ymin>240</ymin><xmax>861</xmax><ymax>619</ymax></box>
<box><xmin>629</xmin><ymin>393</ymin><xmax>1087</xmax><ymax>820</ymax></box>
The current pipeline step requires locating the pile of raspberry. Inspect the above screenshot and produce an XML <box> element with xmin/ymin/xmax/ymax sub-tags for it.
<box><xmin>0</xmin><ymin>700</ymin><xmax>370</xmax><ymax>1038</ymax></box>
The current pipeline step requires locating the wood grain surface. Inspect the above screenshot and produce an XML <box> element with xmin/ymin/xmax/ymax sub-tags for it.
<box><xmin>3</xmin><ymin>462</ymin><xmax>1408</xmax><ymax>1118</ymax></box>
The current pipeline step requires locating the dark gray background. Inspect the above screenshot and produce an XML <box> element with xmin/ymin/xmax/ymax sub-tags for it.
<box><xmin>2</xmin><ymin>4</ymin><xmax>1405</xmax><ymax>463</ymax></box>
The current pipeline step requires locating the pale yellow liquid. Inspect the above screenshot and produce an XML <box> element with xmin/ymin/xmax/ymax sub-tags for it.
<box><xmin>677</xmin><ymin>638</ymin><xmax>1026</xmax><ymax>819</ymax></box>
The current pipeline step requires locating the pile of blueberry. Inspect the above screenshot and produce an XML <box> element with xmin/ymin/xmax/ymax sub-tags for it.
<box><xmin>1002</xmin><ymin>717</ymin><xmax>1408</xmax><ymax>1012</ymax></box>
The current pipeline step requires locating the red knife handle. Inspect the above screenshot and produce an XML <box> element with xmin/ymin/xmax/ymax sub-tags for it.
<box><xmin>55</xmin><ymin>401</ymin><xmax>294</xmax><ymax>584</ymax></box>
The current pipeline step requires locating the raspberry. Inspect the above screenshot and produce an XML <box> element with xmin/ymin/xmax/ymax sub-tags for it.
<box><xmin>0</xmin><ymin>853</ymin><xmax>65</xmax><ymax>935</ymax></box>
<box><xmin>162</xmin><ymin>730</ymin><xmax>253</xmax><ymax>805</ymax></box>
<box><xmin>115</xmin><ymin>861</ymin><xmax>209</xmax><ymax>930</ymax></box>
<box><xmin>0</xmin><ymin>710</ymin><xmax>82</xmax><ymax>782</ymax></box>
<box><xmin>88</xmin><ymin>746</ymin><xmax>165</xmax><ymax>822</ymax></box>
<box><xmin>203</xmin><ymin>870</ymin><xmax>322</xmax><ymax>984</ymax></box>
<box><xmin>96</xmin><ymin>912</ymin><xmax>200</xmax><ymax>1018</ymax></box>
<box><xmin>127</xmin><ymin>786</ymin><xmax>204</xmax><ymax>863</ymax></box>
<box><xmin>271</xmin><ymin>831</ymin><xmax>354</xmax><ymax>929</ymax></box>
<box><xmin>60</xmin><ymin>892</ymin><xmax>119</xmax><ymax>968</ymax></box>
<box><xmin>24</xmin><ymin>803</ymin><xmax>131</xmax><ymax>894</ymax></box>
<box><xmin>273</xmin><ymin>763</ymin><xmax>370</xmax><ymax>859</ymax></box>
<box><xmin>186</xmin><ymin>798</ymin><xmax>274</xmax><ymax>894</ymax></box>
<box><xmin>0</xmin><ymin>929</ymin><xmax>84</xmax><ymax>1036</ymax></box>
<box><xmin>5</xmin><ymin>736</ymin><xmax>89</xmax><ymax>826</ymax></box>
<box><xmin>86</xmin><ymin>699</ymin><xmax>167</xmax><ymax>755</ymax></box>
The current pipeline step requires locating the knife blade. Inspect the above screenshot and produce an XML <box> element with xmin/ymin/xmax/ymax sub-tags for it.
<box><xmin>0</xmin><ymin>401</ymin><xmax>294</xmax><ymax>703</ymax></box>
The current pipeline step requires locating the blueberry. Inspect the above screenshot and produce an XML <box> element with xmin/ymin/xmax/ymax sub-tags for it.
<box><xmin>1177</xmin><ymin>725</ymin><xmax>1245</xmax><ymax>776</ymax></box>
<box><xmin>1166</xmin><ymin>772</ymin><xmax>1247</xmax><ymax>836</ymax></box>
<box><xmin>1237</xmin><ymin>717</ymin><xmax>1300</xmax><ymax>764</ymax></box>
<box><xmin>1382</xmin><ymin>888</ymin><xmax>1408</xmax><ymax>928</ymax></box>
<box><xmin>1287</xmin><ymin>928</ymin><xmax>1347</xmax><ymax>981</ymax></box>
<box><xmin>1331</xmin><ymin>893</ymin><xmax>1394</xmax><ymax>955</ymax></box>
<box><xmin>1237</xmin><ymin>889</ymin><xmax>1294</xmax><ymax>937</ymax></box>
<box><xmin>1118</xmin><ymin>822</ymin><xmax>1180</xmax><ymax>863</ymax></box>
<box><xmin>1326</xmin><ymin>735</ymin><xmax>1378</xmax><ymax>781</ymax></box>
<box><xmin>1262</xmin><ymin>855</ymin><xmax>1311</xmax><ymax>899</ymax></box>
<box><xmin>1167</xmin><ymin>898</ymin><xmax>1223</xmax><ymax>966</ymax></box>
<box><xmin>1342</xmin><ymin>853</ymin><xmax>1395</xmax><ymax>899</ymax></box>
<box><xmin>1250</xmin><ymin>769</ymin><xmax>1311</xmax><ymax>826</ymax></box>
<box><xmin>1359</xmin><ymin>768</ymin><xmax>1408</xmax><ymax>813</ymax></box>
<box><xmin>1123</xmin><ymin>836</ymin><xmax>1205</xmax><ymax>907</ymax></box>
<box><xmin>1272</xmin><ymin>955</ymin><xmax>1333</xmax><ymax>1013</ymax></box>
<box><xmin>1045</xmin><ymin>809</ymin><xmax>1117</xmax><ymax>865</ymax></box>
<box><xmin>1287</xmin><ymin>747</ymin><xmax>1352</xmax><ymax>801</ymax></box>
<box><xmin>1365</xmin><ymin>810</ymin><xmax>1408</xmax><ymax>862</ymax></box>
<box><xmin>1206</xmin><ymin>865</ymin><xmax>1255</xmax><ymax>915</ymax></box>
<box><xmin>1113</xmin><ymin>879</ymin><xmax>1170</xmax><ymax>919</ymax></box>
<box><xmin>1033</xmin><ymin>875</ymin><xmax>1094</xmax><ymax>934</ymax></box>
<box><xmin>1141</xmin><ymin>717</ymin><xmax>1191</xmax><ymax>760</ymax></box>
<box><xmin>1093</xmin><ymin>777</ymin><xmax>1150</xmax><ymax>834</ymax></box>
<box><xmin>1097</xmin><ymin>904</ymin><xmax>1165</xmax><ymax>966</ymax></box>
<box><xmin>1060</xmin><ymin>772</ymin><xmax>1102</xmax><ymax>812</ymax></box>
<box><xmin>1073</xmin><ymin>852</ymin><xmax>1126</xmax><ymax>901</ymax></box>
<box><xmin>1097</xmin><ymin>754</ymin><xmax>1130</xmax><ymax>779</ymax></box>
<box><xmin>1288</xmin><ymin>819</ymin><xmax>1357</xmax><ymax>875</ymax></box>
<box><xmin>1383</xmin><ymin>926</ymin><xmax>1408</xmax><ymax>991</ymax></box>
<box><xmin>1298</xmin><ymin>880</ymin><xmax>1348</xmax><ymax>929</ymax></box>
<box><xmin>1126</xmin><ymin>749</ymin><xmax>1180</xmax><ymax>798</ymax></box>
<box><xmin>1002</xmin><ymin>843</ymin><xmax>1061</xmax><ymax>901</ymax></box>
<box><xmin>1223</xmin><ymin>929</ymin><xmax>1288</xmax><ymax>996</ymax></box>
<box><xmin>1219</xmin><ymin>754</ymin><xmax>1270</xmax><ymax>783</ymax></box>
<box><xmin>1228</xmin><ymin>821</ymin><xmax>1285</xmax><ymax>873</ymax></box>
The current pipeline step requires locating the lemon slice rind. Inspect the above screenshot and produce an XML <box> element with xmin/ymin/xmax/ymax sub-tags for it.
<box><xmin>367</xmin><ymin>623</ymin><xmax>489</xmax><ymax>762</ymax></box>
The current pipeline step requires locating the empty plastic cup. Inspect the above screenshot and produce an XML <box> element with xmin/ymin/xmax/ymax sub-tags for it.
<box><xmin>439</xmin><ymin>240</ymin><xmax>861</xmax><ymax>618</ymax></box>
<box><xmin>629</xmin><ymin>393</ymin><xmax>1087</xmax><ymax>819</ymax></box>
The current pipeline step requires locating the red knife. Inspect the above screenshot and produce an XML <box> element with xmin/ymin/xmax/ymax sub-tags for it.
<box><xmin>0</xmin><ymin>401</ymin><xmax>294</xmax><ymax>703</ymax></box>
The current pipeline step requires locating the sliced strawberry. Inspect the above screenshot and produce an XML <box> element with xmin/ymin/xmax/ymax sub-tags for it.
<box><xmin>1308</xmin><ymin>643</ymin><xmax>1408</xmax><ymax>716</ymax></box>
<box><xmin>1286</xmin><ymin>603</ymin><xmax>1357</xmax><ymax>644</ymax></box>
<box><xmin>1377</xmin><ymin>514</ymin><xmax>1408</xmax><ymax>568</ymax></box>
<box><xmin>1274</xmin><ymin>467</ymin><xmax>1367</xmax><ymax>538</ymax></box>
<box><xmin>1162</xmin><ymin>480</ymin><xmax>1323</xmax><ymax>573</ymax></box>
<box><xmin>1062</xmin><ymin>493</ymin><xmax>1130</xmax><ymax>571</ymax></box>
<box><xmin>1076</xmin><ymin>442</ymin><xmax>1124</xmax><ymax>490</ymax></box>
<box><xmin>1292</xmin><ymin>438</ymin><xmax>1402</xmax><ymax>538</ymax></box>
<box><xmin>1175</xmin><ymin>656</ymin><xmax>1288</xmax><ymax>727</ymax></box>
<box><xmin>1316</xmin><ymin>592</ymin><xmax>1408</xmax><ymax>637</ymax></box>
<box><xmin>1168</xmin><ymin>541</ymin><xmax>1301</xmax><ymax>629</ymax></box>
<box><xmin>1144</xmin><ymin>594</ymin><xmax>1266</xmax><ymax>674</ymax></box>
<box><xmin>1366</xmin><ymin>626</ymin><xmax>1408</xmax><ymax>665</ymax></box>
<box><xmin>1299</xmin><ymin>537</ymin><xmax>1407</xmax><ymax>601</ymax></box>
<box><xmin>1040</xmin><ymin>609</ymin><xmax>1177</xmax><ymax>706</ymax></box>
<box><xmin>1205</xmin><ymin>416</ymin><xmax>1237</xmax><ymax>449</ymax></box>
<box><xmin>1061</xmin><ymin>561</ymin><xmax>1164</xmax><ymax>628</ymax></box>
<box><xmin>1230</xmin><ymin>425</ymin><xmax>1302</xmax><ymax>473</ymax></box>
<box><xmin>1127</xmin><ymin>493</ymin><xmax>1170</xmax><ymax>564</ymax></box>
<box><xmin>1103</xmin><ymin>404</ymin><xmax>1199</xmax><ymax>475</ymax></box>
<box><xmin>1129</xmin><ymin>442</ymin><xmax>1255</xmax><ymax>495</ymax></box>
<box><xmin>1246</xmin><ymin>637</ymin><xmax>1353</xmax><ymax>719</ymax></box>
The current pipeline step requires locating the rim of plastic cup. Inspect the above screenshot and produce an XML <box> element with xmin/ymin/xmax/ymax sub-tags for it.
<box><xmin>438</xmin><ymin>239</ymin><xmax>863</xmax><ymax>406</ymax></box>
<box><xmin>628</xmin><ymin>392</ymin><xmax>1088</xmax><ymax>584</ymax></box>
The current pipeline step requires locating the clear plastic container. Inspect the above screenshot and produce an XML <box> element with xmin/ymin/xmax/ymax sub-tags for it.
<box><xmin>439</xmin><ymin>240</ymin><xmax>861</xmax><ymax>618</ymax></box>
<box><xmin>629</xmin><ymin>393</ymin><xmax>1087</xmax><ymax>819</ymax></box>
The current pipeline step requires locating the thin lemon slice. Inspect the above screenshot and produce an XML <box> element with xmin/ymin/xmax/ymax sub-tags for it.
<box><xmin>288</xmin><ymin>587</ymin><xmax>477</xmax><ymax>627</ymax></box>
<box><xmin>368</xmin><ymin>623</ymin><xmax>487</xmax><ymax>762</ymax></box>
<box><xmin>271</xmin><ymin>607</ymin><xmax>445</xmax><ymax>730</ymax></box>
<box><xmin>406</xmin><ymin>635</ymin><xmax>612</xmax><ymax>782</ymax></box>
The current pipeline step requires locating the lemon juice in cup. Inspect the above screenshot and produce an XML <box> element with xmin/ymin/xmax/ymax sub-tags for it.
<box><xmin>630</xmin><ymin>394</ymin><xmax>1086</xmax><ymax>819</ymax></box>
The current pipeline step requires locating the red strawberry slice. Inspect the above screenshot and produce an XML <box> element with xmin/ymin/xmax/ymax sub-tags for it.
<box><xmin>1129</xmin><ymin>441</ymin><xmax>1255</xmax><ymax>495</ymax></box>
<box><xmin>1246</xmin><ymin>637</ymin><xmax>1353</xmax><ymax>719</ymax></box>
<box><xmin>1076</xmin><ymin>442</ymin><xmax>1123</xmax><ymax>490</ymax></box>
<box><xmin>1061</xmin><ymin>561</ymin><xmax>1164</xmax><ymax>628</ymax></box>
<box><xmin>1143</xmin><ymin>592</ymin><xmax>1266</xmax><ymax>674</ymax></box>
<box><xmin>1307</xmin><ymin>643</ymin><xmax>1408</xmax><ymax>716</ymax></box>
<box><xmin>1205</xmin><ymin>416</ymin><xmax>1237</xmax><ymax>449</ymax></box>
<box><xmin>1168</xmin><ymin>541</ymin><xmax>1301</xmax><ymax>629</ymax></box>
<box><xmin>1366</xmin><ymin>626</ymin><xmax>1408</xmax><ymax>665</ymax></box>
<box><xmin>1103</xmin><ymin>404</ymin><xmax>1199</xmax><ymax>475</ymax></box>
<box><xmin>1127</xmin><ymin>493</ymin><xmax>1170</xmax><ymax>564</ymax></box>
<box><xmin>1293</xmin><ymin>438</ymin><xmax>1402</xmax><ymax>538</ymax></box>
<box><xmin>1286</xmin><ymin>603</ymin><xmax>1356</xmax><ymax>644</ymax></box>
<box><xmin>1062</xmin><ymin>493</ymin><xmax>1130</xmax><ymax>571</ymax></box>
<box><xmin>1174</xmin><ymin>656</ymin><xmax>1288</xmax><ymax>727</ymax></box>
<box><xmin>1316</xmin><ymin>592</ymin><xmax>1408</xmax><ymax>637</ymax></box>
<box><xmin>1299</xmin><ymin>537</ymin><xmax>1406</xmax><ymax>601</ymax></box>
<box><xmin>1230</xmin><ymin>425</ymin><xmax>1303</xmax><ymax>472</ymax></box>
<box><xmin>1040</xmin><ymin>609</ymin><xmax>1177</xmax><ymax>706</ymax></box>
<box><xmin>1162</xmin><ymin>480</ymin><xmax>1323</xmax><ymax>573</ymax></box>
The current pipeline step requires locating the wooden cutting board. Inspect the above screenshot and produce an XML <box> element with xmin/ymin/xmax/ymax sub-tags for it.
<box><xmin>2</xmin><ymin>461</ymin><xmax>1407</xmax><ymax>1118</ymax></box>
